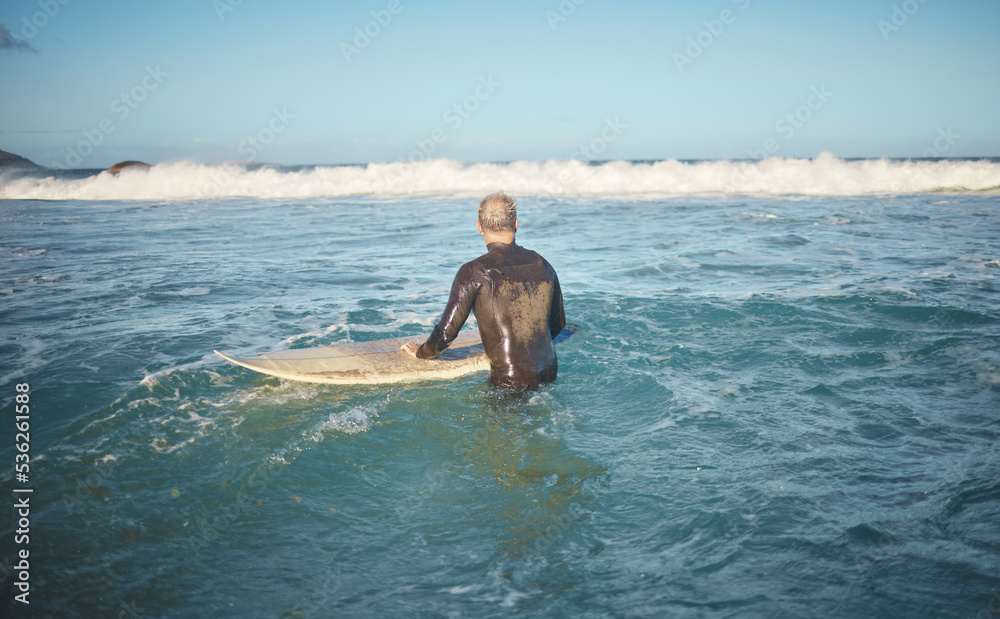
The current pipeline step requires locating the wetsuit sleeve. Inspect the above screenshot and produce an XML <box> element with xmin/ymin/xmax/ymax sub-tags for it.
<box><xmin>549</xmin><ymin>270</ymin><xmax>566</xmax><ymax>340</ymax></box>
<box><xmin>416</xmin><ymin>262</ymin><xmax>480</xmax><ymax>359</ymax></box>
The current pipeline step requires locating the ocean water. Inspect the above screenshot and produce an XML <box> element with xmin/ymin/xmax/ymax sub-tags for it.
<box><xmin>2</xmin><ymin>158</ymin><xmax>1000</xmax><ymax>618</ymax></box>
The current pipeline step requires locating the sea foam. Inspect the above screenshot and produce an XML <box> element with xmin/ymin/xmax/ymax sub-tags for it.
<box><xmin>1</xmin><ymin>153</ymin><xmax>998</xmax><ymax>200</ymax></box>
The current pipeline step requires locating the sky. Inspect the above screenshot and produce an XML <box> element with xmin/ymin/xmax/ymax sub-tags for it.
<box><xmin>1</xmin><ymin>0</ymin><xmax>998</xmax><ymax>168</ymax></box>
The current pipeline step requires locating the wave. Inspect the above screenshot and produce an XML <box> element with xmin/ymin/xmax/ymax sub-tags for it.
<box><xmin>1</xmin><ymin>153</ymin><xmax>999</xmax><ymax>200</ymax></box>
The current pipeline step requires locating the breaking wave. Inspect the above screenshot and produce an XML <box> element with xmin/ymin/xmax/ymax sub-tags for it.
<box><xmin>2</xmin><ymin>153</ymin><xmax>999</xmax><ymax>200</ymax></box>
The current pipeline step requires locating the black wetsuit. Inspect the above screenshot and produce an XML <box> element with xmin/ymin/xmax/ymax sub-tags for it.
<box><xmin>416</xmin><ymin>242</ymin><xmax>566</xmax><ymax>389</ymax></box>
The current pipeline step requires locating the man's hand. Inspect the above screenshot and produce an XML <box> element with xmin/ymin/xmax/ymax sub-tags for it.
<box><xmin>400</xmin><ymin>342</ymin><xmax>420</xmax><ymax>357</ymax></box>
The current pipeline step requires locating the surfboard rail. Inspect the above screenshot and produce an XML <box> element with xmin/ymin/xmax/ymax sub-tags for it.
<box><xmin>215</xmin><ymin>325</ymin><xmax>577</xmax><ymax>386</ymax></box>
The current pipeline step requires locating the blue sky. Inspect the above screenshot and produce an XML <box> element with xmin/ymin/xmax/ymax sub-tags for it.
<box><xmin>1</xmin><ymin>0</ymin><xmax>998</xmax><ymax>167</ymax></box>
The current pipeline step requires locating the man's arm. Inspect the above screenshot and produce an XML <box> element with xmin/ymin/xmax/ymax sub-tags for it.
<box><xmin>402</xmin><ymin>263</ymin><xmax>479</xmax><ymax>359</ymax></box>
<box><xmin>548</xmin><ymin>271</ymin><xmax>566</xmax><ymax>340</ymax></box>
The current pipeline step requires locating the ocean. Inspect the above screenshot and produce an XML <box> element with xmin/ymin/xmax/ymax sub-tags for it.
<box><xmin>1</xmin><ymin>156</ymin><xmax>999</xmax><ymax>617</ymax></box>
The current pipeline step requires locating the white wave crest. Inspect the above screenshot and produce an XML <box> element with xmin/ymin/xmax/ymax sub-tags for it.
<box><xmin>1</xmin><ymin>154</ymin><xmax>998</xmax><ymax>200</ymax></box>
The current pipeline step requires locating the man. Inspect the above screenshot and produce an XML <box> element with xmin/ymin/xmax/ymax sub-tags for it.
<box><xmin>401</xmin><ymin>191</ymin><xmax>565</xmax><ymax>389</ymax></box>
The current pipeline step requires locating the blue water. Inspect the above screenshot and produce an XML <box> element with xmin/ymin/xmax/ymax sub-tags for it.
<box><xmin>2</xmin><ymin>186</ymin><xmax>1000</xmax><ymax>617</ymax></box>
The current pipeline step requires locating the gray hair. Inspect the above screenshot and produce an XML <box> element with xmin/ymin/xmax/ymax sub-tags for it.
<box><xmin>478</xmin><ymin>191</ymin><xmax>517</xmax><ymax>234</ymax></box>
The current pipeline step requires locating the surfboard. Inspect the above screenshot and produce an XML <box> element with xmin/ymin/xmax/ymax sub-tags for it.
<box><xmin>214</xmin><ymin>326</ymin><xmax>577</xmax><ymax>386</ymax></box>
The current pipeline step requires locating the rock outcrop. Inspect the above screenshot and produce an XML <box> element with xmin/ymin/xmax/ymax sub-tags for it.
<box><xmin>107</xmin><ymin>160</ymin><xmax>153</xmax><ymax>175</ymax></box>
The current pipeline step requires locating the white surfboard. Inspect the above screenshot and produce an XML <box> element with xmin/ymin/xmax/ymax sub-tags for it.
<box><xmin>215</xmin><ymin>326</ymin><xmax>576</xmax><ymax>386</ymax></box>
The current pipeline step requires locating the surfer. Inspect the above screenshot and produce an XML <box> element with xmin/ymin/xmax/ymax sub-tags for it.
<box><xmin>402</xmin><ymin>191</ymin><xmax>566</xmax><ymax>389</ymax></box>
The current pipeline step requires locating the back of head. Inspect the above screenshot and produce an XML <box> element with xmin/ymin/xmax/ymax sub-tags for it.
<box><xmin>478</xmin><ymin>191</ymin><xmax>517</xmax><ymax>234</ymax></box>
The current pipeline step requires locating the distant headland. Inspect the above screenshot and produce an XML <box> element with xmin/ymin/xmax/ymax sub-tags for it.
<box><xmin>0</xmin><ymin>148</ymin><xmax>151</xmax><ymax>174</ymax></box>
<box><xmin>0</xmin><ymin>149</ymin><xmax>42</xmax><ymax>170</ymax></box>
